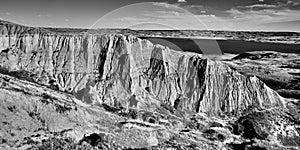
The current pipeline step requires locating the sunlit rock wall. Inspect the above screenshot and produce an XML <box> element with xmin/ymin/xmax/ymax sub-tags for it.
<box><xmin>0</xmin><ymin>23</ymin><xmax>285</xmax><ymax>115</ymax></box>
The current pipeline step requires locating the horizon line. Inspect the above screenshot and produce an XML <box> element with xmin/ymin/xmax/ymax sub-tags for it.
<box><xmin>1</xmin><ymin>18</ymin><xmax>299</xmax><ymax>33</ymax></box>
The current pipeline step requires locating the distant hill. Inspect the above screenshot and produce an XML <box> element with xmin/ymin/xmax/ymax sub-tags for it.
<box><xmin>259</xmin><ymin>20</ymin><xmax>300</xmax><ymax>32</ymax></box>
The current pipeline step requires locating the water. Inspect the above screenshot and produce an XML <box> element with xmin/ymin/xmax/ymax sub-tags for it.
<box><xmin>140</xmin><ymin>37</ymin><xmax>300</xmax><ymax>54</ymax></box>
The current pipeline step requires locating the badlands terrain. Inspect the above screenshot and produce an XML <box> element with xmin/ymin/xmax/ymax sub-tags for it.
<box><xmin>0</xmin><ymin>20</ymin><xmax>299</xmax><ymax>150</ymax></box>
<box><xmin>210</xmin><ymin>51</ymin><xmax>300</xmax><ymax>100</ymax></box>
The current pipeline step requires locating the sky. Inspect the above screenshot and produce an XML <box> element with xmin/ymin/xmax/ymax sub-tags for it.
<box><xmin>0</xmin><ymin>0</ymin><xmax>300</xmax><ymax>31</ymax></box>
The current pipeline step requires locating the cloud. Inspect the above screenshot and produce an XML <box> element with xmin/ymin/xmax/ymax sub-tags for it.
<box><xmin>151</xmin><ymin>11</ymin><xmax>185</xmax><ymax>16</ymax></box>
<box><xmin>154</xmin><ymin>0</ymin><xmax>300</xmax><ymax>30</ymax></box>
<box><xmin>287</xmin><ymin>0</ymin><xmax>300</xmax><ymax>6</ymax></box>
<box><xmin>222</xmin><ymin>0</ymin><xmax>300</xmax><ymax>27</ymax></box>
<box><xmin>92</xmin><ymin>1</ymin><xmax>300</xmax><ymax>31</ymax></box>
<box><xmin>152</xmin><ymin>2</ymin><xmax>179</xmax><ymax>9</ymax></box>
<box><xmin>226</xmin><ymin>8</ymin><xmax>300</xmax><ymax>25</ymax></box>
<box><xmin>112</xmin><ymin>8</ymin><xmax>221</xmax><ymax>30</ymax></box>
<box><xmin>116</xmin><ymin>16</ymin><xmax>150</xmax><ymax>22</ymax></box>
<box><xmin>235</xmin><ymin>0</ymin><xmax>300</xmax><ymax>11</ymax></box>
<box><xmin>179</xmin><ymin>5</ymin><xmax>207</xmax><ymax>15</ymax></box>
<box><xmin>177</xmin><ymin>0</ymin><xmax>187</xmax><ymax>3</ymax></box>
<box><xmin>151</xmin><ymin>2</ymin><xmax>220</xmax><ymax>17</ymax></box>
<box><xmin>237</xmin><ymin>4</ymin><xmax>278</xmax><ymax>9</ymax></box>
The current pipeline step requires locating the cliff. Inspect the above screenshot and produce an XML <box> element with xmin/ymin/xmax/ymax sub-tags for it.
<box><xmin>1</xmin><ymin>20</ymin><xmax>299</xmax><ymax>150</ymax></box>
<box><xmin>0</xmin><ymin>20</ymin><xmax>285</xmax><ymax>115</ymax></box>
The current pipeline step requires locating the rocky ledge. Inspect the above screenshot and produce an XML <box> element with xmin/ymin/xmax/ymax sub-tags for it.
<box><xmin>0</xmin><ymin>24</ymin><xmax>285</xmax><ymax>115</ymax></box>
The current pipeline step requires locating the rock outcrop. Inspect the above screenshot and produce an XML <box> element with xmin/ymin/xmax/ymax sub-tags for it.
<box><xmin>218</xmin><ymin>51</ymin><xmax>300</xmax><ymax>99</ymax></box>
<box><xmin>0</xmin><ymin>72</ymin><xmax>170</xmax><ymax>149</ymax></box>
<box><xmin>0</xmin><ymin>21</ymin><xmax>285</xmax><ymax>115</ymax></box>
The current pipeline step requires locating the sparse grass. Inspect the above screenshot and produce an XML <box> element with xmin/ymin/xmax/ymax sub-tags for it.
<box><xmin>278</xmin><ymin>134</ymin><xmax>300</xmax><ymax>147</ymax></box>
<box><xmin>27</xmin><ymin>137</ymin><xmax>93</xmax><ymax>150</ymax></box>
<box><xmin>0</xmin><ymin>67</ymin><xmax>37</xmax><ymax>84</ymax></box>
<box><xmin>54</xmin><ymin>103</ymin><xmax>72</xmax><ymax>114</ymax></box>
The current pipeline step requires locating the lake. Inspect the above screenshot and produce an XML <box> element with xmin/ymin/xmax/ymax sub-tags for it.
<box><xmin>140</xmin><ymin>37</ymin><xmax>300</xmax><ymax>54</ymax></box>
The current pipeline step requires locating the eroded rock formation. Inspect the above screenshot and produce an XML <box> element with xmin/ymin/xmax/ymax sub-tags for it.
<box><xmin>0</xmin><ymin>21</ymin><xmax>285</xmax><ymax>115</ymax></box>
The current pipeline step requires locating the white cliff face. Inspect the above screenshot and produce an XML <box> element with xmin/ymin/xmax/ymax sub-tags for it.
<box><xmin>0</xmin><ymin>23</ymin><xmax>285</xmax><ymax>115</ymax></box>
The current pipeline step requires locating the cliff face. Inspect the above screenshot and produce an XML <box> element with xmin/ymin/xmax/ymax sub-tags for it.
<box><xmin>0</xmin><ymin>23</ymin><xmax>285</xmax><ymax>115</ymax></box>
